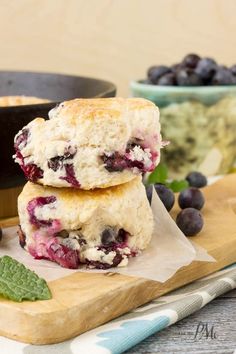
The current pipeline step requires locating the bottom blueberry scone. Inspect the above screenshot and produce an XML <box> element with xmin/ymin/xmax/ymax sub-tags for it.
<box><xmin>17</xmin><ymin>177</ymin><xmax>153</xmax><ymax>269</ymax></box>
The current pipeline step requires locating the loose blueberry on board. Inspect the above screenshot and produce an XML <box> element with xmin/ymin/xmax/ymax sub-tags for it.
<box><xmin>176</xmin><ymin>208</ymin><xmax>204</xmax><ymax>236</ymax></box>
<box><xmin>182</xmin><ymin>53</ymin><xmax>200</xmax><ymax>69</ymax></box>
<box><xmin>147</xmin><ymin>65</ymin><xmax>171</xmax><ymax>84</ymax></box>
<box><xmin>186</xmin><ymin>171</ymin><xmax>207</xmax><ymax>188</ymax></box>
<box><xmin>154</xmin><ymin>183</ymin><xmax>175</xmax><ymax>211</ymax></box>
<box><xmin>178</xmin><ymin>187</ymin><xmax>205</xmax><ymax>210</ymax></box>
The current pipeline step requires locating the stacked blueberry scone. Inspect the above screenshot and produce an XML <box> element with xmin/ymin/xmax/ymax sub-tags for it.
<box><xmin>15</xmin><ymin>98</ymin><xmax>161</xmax><ymax>269</ymax></box>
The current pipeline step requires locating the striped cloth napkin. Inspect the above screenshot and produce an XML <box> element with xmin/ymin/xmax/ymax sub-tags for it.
<box><xmin>1</xmin><ymin>264</ymin><xmax>236</xmax><ymax>354</ymax></box>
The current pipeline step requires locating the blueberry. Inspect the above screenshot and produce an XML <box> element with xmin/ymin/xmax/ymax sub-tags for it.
<box><xmin>230</xmin><ymin>64</ymin><xmax>236</xmax><ymax>76</ymax></box>
<box><xmin>48</xmin><ymin>146</ymin><xmax>77</xmax><ymax>172</ymax></box>
<box><xmin>102</xmin><ymin>152</ymin><xmax>126</xmax><ymax>172</ymax></box>
<box><xmin>147</xmin><ymin>65</ymin><xmax>171</xmax><ymax>84</ymax></box>
<box><xmin>176</xmin><ymin>208</ymin><xmax>204</xmax><ymax>236</ymax></box>
<box><xmin>14</xmin><ymin>128</ymin><xmax>29</xmax><ymax>150</ymax></box>
<box><xmin>48</xmin><ymin>156</ymin><xmax>64</xmax><ymax>171</ymax></box>
<box><xmin>145</xmin><ymin>184</ymin><xmax>153</xmax><ymax>205</ymax></box>
<box><xmin>176</xmin><ymin>68</ymin><xmax>203</xmax><ymax>86</ymax></box>
<box><xmin>48</xmin><ymin>243</ymin><xmax>79</xmax><ymax>269</ymax></box>
<box><xmin>211</xmin><ymin>66</ymin><xmax>235</xmax><ymax>85</ymax></box>
<box><xmin>27</xmin><ymin>196</ymin><xmax>57</xmax><ymax>227</ymax></box>
<box><xmin>60</xmin><ymin>164</ymin><xmax>81</xmax><ymax>188</ymax></box>
<box><xmin>87</xmin><ymin>252</ymin><xmax>123</xmax><ymax>269</ymax></box>
<box><xmin>178</xmin><ymin>187</ymin><xmax>205</xmax><ymax>210</ymax></box>
<box><xmin>101</xmin><ymin>228</ymin><xmax>116</xmax><ymax>245</ymax></box>
<box><xmin>186</xmin><ymin>171</ymin><xmax>207</xmax><ymax>188</ymax></box>
<box><xmin>195</xmin><ymin>58</ymin><xmax>217</xmax><ymax>82</ymax></box>
<box><xmin>182</xmin><ymin>53</ymin><xmax>201</xmax><ymax>69</ymax></box>
<box><xmin>112</xmin><ymin>253</ymin><xmax>123</xmax><ymax>267</ymax></box>
<box><xmin>171</xmin><ymin>63</ymin><xmax>182</xmax><ymax>72</ymax></box>
<box><xmin>116</xmin><ymin>229</ymin><xmax>128</xmax><ymax>243</ymax></box>
<box><xmin>154</xmin><ymin>184</ymin><xmax>175</xmax><ymax>211</ymax></box>
<box><xmin>56</xmin><ymin>229</ymin><xmax>69</xmax><ymax>238</ymax></box>
<box><xmin>157</xmin><ymin>72</ymin><xmax>176</xmax><ymax>86</ymax></box>
<box><xmin>142</xmin><ymin>79</ymin><xmax>152</xmax><ymax>85</ymax></box>
<box><xmin>23</xmin><ymin>163</ymin><xmax>43</xmax><ymax>182</ymax></box>
<box><xmin>126</xmin><ymin>139</ymin><xmax>142</xmax><ymax>151</ymax></box>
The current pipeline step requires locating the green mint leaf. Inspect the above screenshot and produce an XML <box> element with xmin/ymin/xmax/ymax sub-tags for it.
<box><xmin>0</xmin><ymin>256</ymin><xmax>52</xmax><ymax>302</ymax></box>
<box><xmin>147</xmin><ymin>163</ymin><xmax>168</xmax><ymax>184</ymax></box>
<box><xmin>168</xmin><ymin>179</ymin><xmax>189</xmax><ymax>193</ymax></box>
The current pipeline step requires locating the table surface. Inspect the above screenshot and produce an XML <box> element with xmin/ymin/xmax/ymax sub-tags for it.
<box><xmin>125</xmin><ymin>289</ymin><xmax>236</xmax><ymax>354</ymax></box>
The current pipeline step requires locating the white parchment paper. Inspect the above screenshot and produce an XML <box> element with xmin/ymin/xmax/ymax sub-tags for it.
<box><xmin>0</xmin><ymin>189</ymin><xmax>215</xmax><ymax>283</ymax></box>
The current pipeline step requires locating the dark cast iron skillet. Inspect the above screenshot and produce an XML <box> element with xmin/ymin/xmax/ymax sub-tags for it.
<box><xmin>0</xmin><ymin>71</ymin><xmax>116</xmax><ymax>189</ymax></box>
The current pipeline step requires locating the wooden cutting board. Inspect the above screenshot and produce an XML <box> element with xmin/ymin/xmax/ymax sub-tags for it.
<box><xmin>0</xmin><ymin>174</ymin><xmax>236</xmax><ymax>345</ymax></box>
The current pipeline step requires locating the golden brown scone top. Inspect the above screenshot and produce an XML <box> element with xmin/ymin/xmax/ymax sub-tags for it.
<box><xmin>21</xmin><ymin>176</ymin><xmax>142</xmax><ymax>205</ymax></box>
<box><xmin>49</xmin><ymin>97</ymin><xmax>157</xmax><ymax>123</ymax></box>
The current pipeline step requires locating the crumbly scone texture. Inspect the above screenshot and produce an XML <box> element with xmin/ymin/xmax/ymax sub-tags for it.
<box><xmin>14</xmin><ymin>97</ymin><xmax>161</xmax><ymax>189</ymax></box>
<box><xmin>0</xmin><ymin>95</ymin><xmax>50</xmax><ymax>106</ymax></box>
<box><xmin>18</xmin><ymin>177</ymin><xmax>154</xmax><ymax>268</ymax></box>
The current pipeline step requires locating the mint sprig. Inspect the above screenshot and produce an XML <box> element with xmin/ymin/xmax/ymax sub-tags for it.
<box><xmin>0</xmin><ymin>256</ymin><xmax>52</xmax><ymax>302</ymax></box>
<box><xmin>147</xmin><ymin>163</ymin><xmax>189</xmax><ymax>192</ymax></box>
<box><xmin>147</xmin><ymin>163</ymin><xmax>168</xmax><ymax>184</ymax></box>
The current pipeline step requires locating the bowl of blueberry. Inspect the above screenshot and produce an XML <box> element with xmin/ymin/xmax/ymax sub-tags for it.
<box><xmin>131</xmin><ymin>54</ymin><xmax>236</xmax><ymax>178</ymax></box>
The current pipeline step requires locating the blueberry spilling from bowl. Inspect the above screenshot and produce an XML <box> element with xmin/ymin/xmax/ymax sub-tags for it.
<box><xmin>146</xmin><ymin>53</ymin><xmax>236</xmax><ymax>86</ymax></box>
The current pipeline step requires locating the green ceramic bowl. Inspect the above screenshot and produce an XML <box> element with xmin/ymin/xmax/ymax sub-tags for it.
<box><xmin>130</xmin><ymin>80</ymin><xmax>236</xmax><ymax>177</ymax></box>
<box><xmin>130</xmin><ymin>80</ymin><xmax>236</xmax><ymax>107</ymax></box>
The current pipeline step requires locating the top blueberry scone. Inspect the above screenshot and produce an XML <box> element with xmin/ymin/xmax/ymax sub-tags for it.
<box><xmin>14</xmin><ymin>97</ymin><xmax>162</xmax><ymax>189</ymax></box>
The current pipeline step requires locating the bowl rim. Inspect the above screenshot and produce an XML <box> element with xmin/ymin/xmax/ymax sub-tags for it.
<box><xmin>131</xmin><ymin>79</ymin><xmax>236</xmax><ymax>93</ymax></box>
<box><xmin>0</xmin><ymin>70</ymin><xmax>117</xmax><ymax>109</ymax></box>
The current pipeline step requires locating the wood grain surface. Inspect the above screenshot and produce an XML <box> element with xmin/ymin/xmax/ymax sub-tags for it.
<box><xmin>0</xmin><ymin>0</ymin><xmax>236</xmax><ymax>96</ymax></box>
<box><xmin>0</xmin><ymin>186</ymin><xmax>22</xmax><ymax>219</ymax></box>
<box><xmin>0</xmin><ymin>174</ymin><xmax>236</xmax><ymax>345</ymax></box>
<box><xmin>126</xmin><ymin>289</ymin><xmax>236</xmax><ymax>354</ymax></box>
